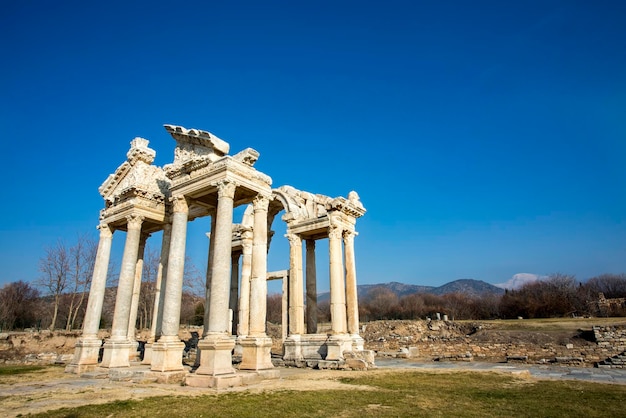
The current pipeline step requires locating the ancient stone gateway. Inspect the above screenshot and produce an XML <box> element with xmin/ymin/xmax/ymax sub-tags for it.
<box><xmin>66</xmin><ymin>125</ymin><xmax>371</xmax><ymax>387</ymax></box>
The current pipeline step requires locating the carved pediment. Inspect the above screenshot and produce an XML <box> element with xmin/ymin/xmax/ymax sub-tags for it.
<box><xmin>99</xmin><ymin>137</ymin><xmax>170</xmax><ymax>207</ymax></box>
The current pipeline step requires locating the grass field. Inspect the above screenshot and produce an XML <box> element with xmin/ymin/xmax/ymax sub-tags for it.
<box><xmin>461</xmin><ymin>317</ymin><xmax>626</xmax><ymax>331</ymax></box>
<box><xmin>22</xmin><ymin>368</ymin><xmax>626</xmax><ymax>418</ymax></box>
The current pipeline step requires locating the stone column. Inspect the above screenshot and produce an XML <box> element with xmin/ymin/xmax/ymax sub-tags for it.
<box><xmin>328</xmin><ymin>223</ymin><xmax>347</xmax><ymax>334</ymax></box>
<box><xmin>240</xmin><ymin>195</ymin><xmax>273</xmax><ymax>371</ymax></box>
<box><xmin>344</xmin><ymin>230</ymin><xmax>363</xmax><ymax>349</ymax></box>
<box><xmin>142</xmin><ymin>223</ymin><xmax>171</xmax><ymax>365</ymax></box>
<box><xmin>282</xmin><ymin>231</ymin><xmax>304</xmax><ymax>366</ymax></box>
<box><xmin>230</xmin><ymin>251</ymin><xmax>241</xmax><ymax>335</ymax></box>
<box><xmin>203</xmin><ymin>215</ymin><xmax>216</xmax><ymax>337</ymax></box>
<box><xmin>237</xmin><ymin>229</ymin><xmax>253</xmax><ymax>337</ymax></box>
<box><xmin>66</xmin><ymin>224</ymin><xmax>114</xmax><ymax>373</ymax></box>
<box><xmin>195</xmin><ymin>181</ymin><xmax>237</xmax><ymax>377</ymax></box>
<box><xmin>101</xmin><ymin>214</ymin><xmax>144</xmax><ymax>368</ymax></box>
<box><xmin>127</xmin><ymin>232</ymin><xmax>149</xmax><ymax>359</ymax></box>
<box><xmin>305</xmin><ymin>239</ymin><xmax>318</xmax><ymax>334</ymax></box>
<box><xmin>151</xmin><ymin>196</ymin><xmax>188</xmax><ymax>372</ymax></box>
<box><xmin>286</xmin><ymin>232</ymin><xmax>305</xmax><ymax>335</ymax></box>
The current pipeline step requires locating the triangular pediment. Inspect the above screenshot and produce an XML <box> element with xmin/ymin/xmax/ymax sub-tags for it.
<box><xmin>99</xmin><ymin>138</ymin><xmax>170</xmax><ymax>207</ymax></box>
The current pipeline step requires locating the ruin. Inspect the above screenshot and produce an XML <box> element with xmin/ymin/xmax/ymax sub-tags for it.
<box><xmin>66</xmin><ymin>125</ymin><xmax>372</xmax><ymax>387</ymax></box>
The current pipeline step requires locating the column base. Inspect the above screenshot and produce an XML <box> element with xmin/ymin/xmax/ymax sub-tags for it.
<box><xmin>239</xmin><ymin>335</ymin><xmax>273</xmax><ymax>370</ymax></box>
<box><xmin>282</xmin><ymin>334</ymin><xmax>304</xmax><ymax>367</ymax></box>
<box><xmin>100</xmin><ymin>339</ymin><xmax>133</xmax><ymax>368</ymax></box>
<box><xmin>150</xmin><ymin>338</ymin><xmax>185</xmax><ymax>372</ymax></box>
<box><xmin>141</xmin><ymin>342</ymin><xmax>154</xmax><ymax>365</ymax></box>
<box><xmin>350</xmin><ymin>334</ymin><xmax>365</xmax><ymax>351</ymax></box>
<box><xmin>194</xmin><ymin>334</ymin><xmax>236</xmax><ymax>376</ymax></box>
<box><xmin>325</xmin><ymin>334</ymin><xmax>353</xmax><ymax>361</ymax></box>
<box><xmin>65</xmin><ymin>337</ymin><xmax>103</xmax><ymax>374</ymax></box>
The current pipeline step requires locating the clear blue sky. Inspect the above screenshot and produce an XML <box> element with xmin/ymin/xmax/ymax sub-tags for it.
<box><xmin>1</xmin><ymin>1</ymin><xmax>625</xmax><ymax>291</ymax></box>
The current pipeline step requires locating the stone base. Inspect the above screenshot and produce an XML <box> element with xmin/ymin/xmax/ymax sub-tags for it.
<box><xmin>185</xmin><ymin>369</ymin><xmax>280</xmax><ymax>388</ymax></box>
<box><xmin>100</xmin><ymin>339</ymin><xmax>133</xmax><ymax>368</ymax></box>
<box><xmin>350</xmin><ymin>334</ymin><xmax>365</xmax><ymax>351</ymax></box>
<box><xmin>82</xmin><ymin>364</ymin><xmax>188</xmax><ymax>384</ymax></box>
<box><xmin>326</xmin><ymin>334</ymin><xmax>353</xmax><ymax>361</ymax></box>
<box><xmin>65</xmin><ymin>338</ymin><xmax>103</xmax><ymax>374</ymax></box>
<box><xmin>185</xmin><ymin>373</ymin><xmax>242</xmax><ymax>389</ymax></box>
<box><xmin>150</xmin><ymin>339</ymin><xmax>185</xmax><ymax>372</ymax></box>
<box><xmin>141</xmin><ymin>343</ymin><xmax>153</xmax><ymax>365</ymax></box>
<box><xmin>283</xmin><ymin>334</ymin><xmax>304</xmax><ymax>367</ymax></box>
<box><xmin>195</xmin><ymin>334</ymin><xmax>236</xmax><ymax>376</ymax></box>
<box><xmin>239</xmin><ymin>336</ymin><xmax>274</xmax><ymax>371</ymax></box>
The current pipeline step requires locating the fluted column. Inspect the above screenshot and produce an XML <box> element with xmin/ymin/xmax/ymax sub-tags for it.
<box><xmin>128</xmin><ymin>232</ymin><xmax>149</xmax><ymax>345</ymax></box>
<box><xmin>142</xmin><ymin>224</ymin><xmax>170</xmax><ymax>365</ymax></box>
<box><xmin>230</xmin><ymin>251</ymin><xmax>241</xmax><ymax>335</ymax></box>
<box><xmin>101</xmin><ymin>214</ymin><xmax>144</xmax><ymax>368</ymax></box>
<box><xmin>248</xmin><ymin>196</ymin><xmax>269</xmax><ymax>336</ymax></box>
<box><xmin>203</xmin><ymin>215</ymin><xmax>216</xmax><ymax>336</ymax></box>
<box><xmin>81</xmin><ymin>224</ymin><xmax>114</xmax><ymax>339</ymax></box>
<box><xmin>153</xmin><ymin>223</ymin><xmax>171</xmax><ymax>341</ymax></box>
<box><xmin>240</xmin><ymin>194</ymin><xmax>274</xmax><ymax>371</ymax></box>
<box><xmin>207</xmin><ymin>181</ymin><xmax>236</xmax><ymax>335</ymax></box>
<box><xmin>344</xmin><ymin>231</ymin><xmax>359</xmax><ymax>335</ymax></box>
<box><xmin>286</xmin><ymin>232</ymin><xmax>305</xmax><ymax>335</ymax></box>
<box><xmin>329</xmin><ymin>223</ymin><xmax>347</xmax><ymax>334</ymax></box>
<box><xmin>66</xmin><ymin>224</ymin><xmax>114</xmax><ymax>373</ymax></box>
<box><xmin>196</xmin><ymin>181</ymin><xmax>237</xmax><ymax>376</ymax></box>
<box><xmin>237</xmin><ymin>230</ymin><xmax>253</xmax><ymax>336</ymax></box>
<box><xmin>151</xmin><ymin>196</ymin><xmax>188</xmax><ymax>372</ymax></box>
<box><xmin>305</xmin><ymin>239</ymin><xmax>318</xmax><ymax>334</ymax></box>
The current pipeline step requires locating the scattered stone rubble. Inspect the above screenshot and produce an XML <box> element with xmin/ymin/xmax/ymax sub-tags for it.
<box><xmin>3</xmin><ymin>322</ymin><xmax>626</xmax><ymax>369</ymax></box>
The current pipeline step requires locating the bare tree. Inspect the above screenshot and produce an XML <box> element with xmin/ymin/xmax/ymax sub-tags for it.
<box><xmin>38</xmin><ymin>240</ymin><xmax>70</xmax><ymax>330</ymax></box>
<box><xmin>65</xmin><ymin>235</ymin><xmax>97</xmax><ymax>330</ymax></box>
<box><xmin>0</xmin><ymin>281</ymin><xmax>41</xmax><ymax>330</ymax></box>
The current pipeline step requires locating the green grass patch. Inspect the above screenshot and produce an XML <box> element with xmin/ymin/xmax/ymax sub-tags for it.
<box><xmin>0</xmin><ymin>365</ymin><xmax>48</xmax><ymax>376</ymax></box>
<box><xmin>30</xmin><ymin>370</ymin><xmax>626</xmax><ymax>418</ymax></box>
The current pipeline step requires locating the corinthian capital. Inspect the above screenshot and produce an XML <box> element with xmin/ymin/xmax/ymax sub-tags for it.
<box><xmin>217</xmin><ymin>180</ymin><xmax>237</xmax><ymax>199</ymax></box>
<box><xmin>171</xmin><ymin>195</ymin><xmax>189</xmax><ymax>213</ymax></box>
<box><xmin>97</xmin><ymin>223</ymin><xmax>113</xmax><ymax>238</ymax></box>
<box><xmin>328</xmin><ymin>223</ymin><xmax>343</xmax><ymax>239</ymax></box>
<box><xmin>126</xmin><ymin>214</ymin><xmax>145</xmax><ymax>230</ymax></box>
<box><xmin>253</xmin><ymin>194</ymin><xmax>270</xmax><ymax>212</ymax></box>
<box><xmin>285</xmin><ymin>232</ymin><xmax>302</xmax><ymax>246</ymax></box>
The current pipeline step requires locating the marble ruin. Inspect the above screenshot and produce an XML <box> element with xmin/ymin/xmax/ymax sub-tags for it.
<box><xmin>66</xmin><ymin>125</ymin><xmax>371</xmax><ymax>387</ymax></box>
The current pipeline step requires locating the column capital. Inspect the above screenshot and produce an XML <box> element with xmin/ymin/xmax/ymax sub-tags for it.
<box><xmin>252</xmin><ymin>194</ymin><xmax>270</xmax><ymax>212</ymax></box>
<box><xmin>328</xmin><ymin>223</ymin><xmax>343</xmax><ymax>239</ymax></box>
<box><xmin>171</xmin><ymin>195</ymin><xmax>189</xmax><ymax>213</ymax></box>
<box><xmin>285</xmin><ymin>232</ymin><xmax>302</xmax><ymax>246</ymax></box>
<box><xmin>342</xmin><ymin>230</ymin><xmax>357</xmax><ymax>243</ymax></box>
<box><xmin>216</xmin><ymin>180</ymin><xmax>237</xmax><ymax>199</ymax></box>
<box><xmin>97</xmin><ymin>223</ymin><xmax>113</xmax><ymax>238</ymax></box>
<box><xmin>126</xmin><ymin>214</ymin><xmax>145</xmax><ymax>230</ymax></box>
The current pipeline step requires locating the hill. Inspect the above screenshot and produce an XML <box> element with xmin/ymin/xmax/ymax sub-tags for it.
<box><xmin>318</xmin><ymin>279</ymin><xmax>504</xmax><ymax>302</ymax></box>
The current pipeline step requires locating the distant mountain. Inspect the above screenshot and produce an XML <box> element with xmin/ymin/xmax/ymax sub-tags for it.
<box><xmin>318</xmin><ymin>279</ymin><xmax>504</xmax><ymax>301</ymax></box>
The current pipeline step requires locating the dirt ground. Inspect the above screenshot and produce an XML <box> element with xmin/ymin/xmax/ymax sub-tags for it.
<box><xmin>0</xmin><ymin>365</ymin><xmax>384</xmax><ymax>417</ymax></box>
